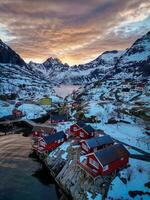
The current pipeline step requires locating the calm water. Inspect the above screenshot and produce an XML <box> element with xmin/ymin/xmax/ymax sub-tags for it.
<box><xmin>0</xmin><ymin>135</ymin><xmax>59</xmax><ymax>200</ymax></box>
<box><xmin>54</xmin><ymin>84</ymin><xmax>80</xmax><ymax>98</ymax></box>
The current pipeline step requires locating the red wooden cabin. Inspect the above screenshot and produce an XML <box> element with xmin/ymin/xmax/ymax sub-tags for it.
<box><xmin>80</xmin><ymin>135</ymin><xmax>114</xmax><ymax>154</ymax></box>
<box><xmin>32</xmin><ymin>125</ymin><xmax>56</xmax><ymax>137</ymax></box>
<box><xmin>76</xmin><ymin>125</ymin><xmax>95</xmax><ymax>139</ymax></box>
<box><xmin>78</xmin><ymin>143</ymin><xmax>129</xmax><ymax>177</ymax></box>
<box><xmin>70</xmin><ymin>121</ymin><xmax>86</xmax><ymax>135</ymax></box>
<box><xmin>12</xmin><ymin>108</ymin><xmax>23</xmax><ymax>118</ymax></box>
<box><xmin>33</xmin><ymin>131</ymin><xmax>67</xmax><ymax>153</ymax></box>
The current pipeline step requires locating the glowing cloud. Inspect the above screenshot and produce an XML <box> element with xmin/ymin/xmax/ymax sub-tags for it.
<box><xmin>0</xmin><ymin>0</ymin><xmax>150</xmax><ymax>65</ymax></box>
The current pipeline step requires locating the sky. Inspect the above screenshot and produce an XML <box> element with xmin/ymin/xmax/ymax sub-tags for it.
<box><xmin>0</xmin><ymin>0</ymin><xmax>150</xmax><ymax>66</ymax></box>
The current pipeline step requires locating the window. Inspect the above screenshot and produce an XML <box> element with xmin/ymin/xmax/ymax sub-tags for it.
<box><xmin>80</xmin><ymin>132</ymin><xmax>84</xmax><ymax>138</ymax></box>
<box><xmin>82</xmin><ymin>143</ymin><xmax>89</xmax><ymax>152</ymax></box>
<box><xmin>73</xmin><ymin>126</ymin><xmax>77</xmax><ymax>131</ymax></box>
<box><xmin>121</xmin><ymin>157</ymin><xmax>124</xmax><ymax>161</ymax></box>
<box><xmin>89</xmin><ymin>158</ymin><xmax>99</xmax><ymax>169</ymax></box>
<box><xmin>103</xmin><ymin>165</ymin><xmax>108</xmax><ymax>171</ymax></box>
<box><xmin>91</xmin><ymin>132</ymin><xmax>94</xmax><ymax>136</ymax></box>
<box><xmin>58</xmin><ymin>139</ymin><xmax>60</xmax><ymax>143</ymax></box>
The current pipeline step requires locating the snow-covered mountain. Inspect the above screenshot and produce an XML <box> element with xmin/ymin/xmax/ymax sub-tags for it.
<box><xmin>115</xmin><ymin>31</ymin><xmax>150</xmax><ymax>76</ymax></box>
<box><xmin>29</xmin><ymin>50</ymin><xmax>124</xmax><ymax>85</ymax></box>
<box><xmin>29</xmin><ymin>31</ymin><xmax>150</xmax><ymax>84</ymax></box>
<box><xmin>0</xmin><ymin>31</ymin><xmax>150</xmax><ymax>96</ymax></box>
<box><xmin>0</xmin><ymin>39</ymin><xmax>26</xmax><ymax>66</ymax></box>
<box><xmin>0</xmin><ymin>40</ymin><xmax>56</xmax><ymax>97</ymax></box>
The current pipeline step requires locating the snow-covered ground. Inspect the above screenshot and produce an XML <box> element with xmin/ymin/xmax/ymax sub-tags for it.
<box><xmin>56</xmin><ymin>121</ymin><xmax>74</xmax><ymax>132</ymax></box>
<box><xmin>18</xmin><ymin>104</ymin><xmax>47</xmax><ymax>119</ymax></box>
<box><xmin>91</xmin><ymin>122</ymin><xmax>149</xmax><ymax>151</ymax></box>
<box><xmin>48</xmin><ymin>140</ymin><xmax>72</xmax><ymax>161</ymax></box>
<box><xmin>87</xmin><ymin>192</ymin><xmax>102</xmax><ymax>200</ymax></box>
<box><xmin>108</xmin><ymin>159</ymin><xmax>150</xmax><ymax>200</ymax></box>
<box><xmin>0</xmin><ymin>100</ymin><xmax>14</xmax><ymax>117</ymax></box>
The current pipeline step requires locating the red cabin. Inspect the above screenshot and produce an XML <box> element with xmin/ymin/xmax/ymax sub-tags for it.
<box><xmin>12</xmin><ymin>108</ymin><xmax>23</xmax><ymax>118</ymax></box>
<box><xmin>33</xmin><ymin>131</ymin><xmax>67</xmax><ymax>153</ymax></box>
<box><xmin>70</xmin><ymin>121</ymin><xmax>86</xmax><ymax>135</ymax></box>
<box><xmin>32</xmin><ymin>125</ymin><xmax>56</xmax><ymax>137</ymax></box>
<box><xmin>70</xmin><ymin>122</ymin><xmax>95</xmax><ymax>139</ymax></box>
<box><xmin>78</xmin><ymin>143</ymin><xmax>129</xmax><ymax>177</ymax></box>
<box><xmin>76</xmin><ymin>125</ymin><xmax>95</xmax><ymax>139</ymax></box>
<box><xmin>80</xmin><ymin>135</ymin><xmax>114</xmax><ymax>154</ymax></box>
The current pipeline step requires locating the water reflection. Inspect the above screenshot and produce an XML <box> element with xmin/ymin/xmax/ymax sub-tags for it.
<box><xmin>0</xmin><ymin>135</ymin><xmax>59</xmax><ymax>200</ymax></box>
<box><xmin>32</xmin><ymin>165</ymin><xmax>55</xmax><ymax>186</ymax></box>
<box><xmin>54</xmin><ymin>84</ymin><xmax>80</xmax><ymax>98</ymax></box>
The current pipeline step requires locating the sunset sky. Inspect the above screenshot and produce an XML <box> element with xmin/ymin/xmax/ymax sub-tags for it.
<box><xmin>0</xmin><ymin>0</ymin><xmax>150</xmax><ymax>65</ymax></box>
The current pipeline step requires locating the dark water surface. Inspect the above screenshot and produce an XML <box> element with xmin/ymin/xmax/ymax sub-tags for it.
<box><xmin>0</xmin><ymin>134</ymin><xmax>59</xmax><ymax>200</ymax></box>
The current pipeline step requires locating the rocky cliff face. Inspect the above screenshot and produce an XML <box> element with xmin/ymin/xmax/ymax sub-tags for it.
<box><xmin>115</xmin><ymin>31</ymin><xmax>150</xmax><ymax>75</ymax></box>
<box><xmin>0</xmin><ymin>40</ymin><xmax>26</xmax><ymax>66</ymax></box>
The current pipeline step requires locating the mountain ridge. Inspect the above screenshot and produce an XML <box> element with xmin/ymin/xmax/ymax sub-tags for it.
<box><xmin>0</xmin><ymin>31</ymin><xmax>150</xmax><ymax>97</ymax></box>
<box><xmin>0</xmin><ymin>39</ymin><xmax>26</xmax><ymax>66</ymax></box>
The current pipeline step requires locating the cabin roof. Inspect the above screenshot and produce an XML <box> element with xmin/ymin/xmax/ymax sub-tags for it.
<box><xmin>32</xmin><ymin>124</ymin><xmax>54</xmax><ymax>132</ymax></box>
<box><xmin>86</xmin><ymin>135</ymin><xmax>114</xmax><ymax>148</ymax></box>
<box><xmin>82</xmin><ymin>125</ymin><xmax>95</xmax><ymax>133</ymax></box>
<box><xmin>76</xmin><ymin>121</ymin><xmax>86</xmax><ymax>128</ymax></box>
<box><xmin>50</xmin><ymin>114</ymin><xmax>68</xmax><ymax>121</ymax></box>
<box><xmin>95</xmin><ymin>143</ymin><xmax>129</xmax><ymax>166</ymax></box>
<box><xmin>43</xmin><ymin>131</ymin><xmax>66</xmax><ymax>144</ymax></box>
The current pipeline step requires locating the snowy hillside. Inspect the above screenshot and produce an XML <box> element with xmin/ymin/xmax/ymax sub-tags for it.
<box><xmin>0</xmin><ymin>31</ymin><xmax>150</xmax><ymax>97</ymax></box>
<box><xmin>116</xmin><ymin>31</ymin><xmax>150</xmax><ymax>75</ymax></box>
<box><xmin>0</xmin><ymin>63</ymin><xmax>54</xmax><ymax>98</ymax></box>
<box><xmin>29</xmin><ymin>50</ymin><xmax>124</xmax><ymax>85</ymax></box>
<box><xmin>0</xmin><ymin>39</ymin><xmax>26</xmax><ymax>66</ymax></box>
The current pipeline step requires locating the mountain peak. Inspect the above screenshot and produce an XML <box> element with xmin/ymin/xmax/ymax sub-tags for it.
<box><xmin>43</xmin><ymin>57</ymin><xmax>63</xmax><ymax>65</ymax></box>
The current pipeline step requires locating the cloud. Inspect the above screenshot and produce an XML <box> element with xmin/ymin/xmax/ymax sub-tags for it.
<box><xmin>0</xmin><ymin>0</ymin><xmax>150</xmax><ymax>65</ymax></box>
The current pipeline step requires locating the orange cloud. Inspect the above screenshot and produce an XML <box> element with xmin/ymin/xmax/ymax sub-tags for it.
<box><xmin>0</xmin><ymin>0</ymin><xmax>150</xmax><ymax>65</ymax></box>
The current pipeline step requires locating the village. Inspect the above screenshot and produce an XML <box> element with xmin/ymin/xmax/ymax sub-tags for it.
<box><xmin>0</xmin><ymin>110</ymin><xmax>130</xmax><ymax>199</ymax></box>
<box><xmin>0</xmin><ymin>75</ymin><xmax>150</xmax><ymax>200</ymax></box>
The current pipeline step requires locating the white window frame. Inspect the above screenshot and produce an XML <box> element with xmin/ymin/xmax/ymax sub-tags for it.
<box><xmin>103</xmin><ymin>165</ymin><xmax>108</xmax><ymax>171</ymax></box>
<box><xmin>89</xmin><ymin>158</ymin><xmax>99</xmax><ymax>169</ymax></box>
<box><xmin>58</xmin><ymin>139</ymin><xmax>60</xmax><ymax>143</ymax></box>
<box><xmin>80</xmin><ymin>132</ymin><xmax>84</xmax><ymax>138</ymax></box>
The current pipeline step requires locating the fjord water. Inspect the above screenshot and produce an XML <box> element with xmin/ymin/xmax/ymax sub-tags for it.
<box><xmin>0</xmin><ymin>134</ymin><xmax>59</xmax><ymax>200</ymax></box>
<box><xmin>54</xmin><ymin>84</ymin><xmax>80</xmax><ymax>98</ymax></box>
